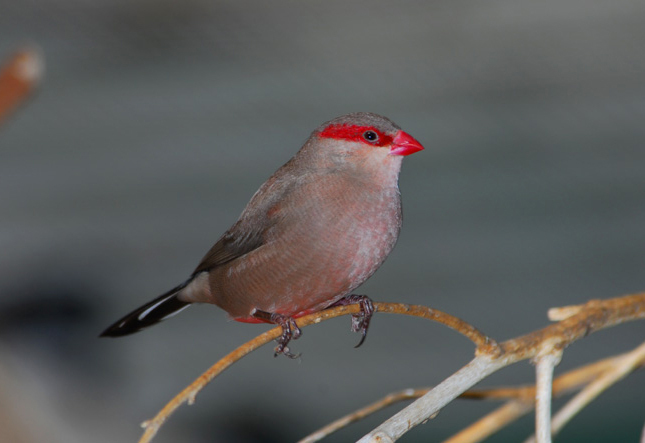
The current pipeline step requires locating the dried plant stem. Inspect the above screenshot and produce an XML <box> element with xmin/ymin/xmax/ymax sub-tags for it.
<box><xmin>531</xmin><ymin>340</ymin><xmax>645</xmax><ymax>442</ymax></box>
<box><xmin>534</xmin><ymin>351</ymin><xmax>561</xmax><ymax>443</ymax></box>
<box><xmin>357</xmin><ymin>354</ymin><xmax>512</xmax><ymax>443</ymax></box>
<box><xmin>370</xmin><ymin>303</ymin><xmax>498</xmax><ymax>353</ymax></box>
<box><xmin>298</xmin><ymin>388</ymin><xmax>431</xmax><ymax>443</ymax></box>
<box><xmin>138</xmin><ymin>326</ymin><xmax>281</xmax><ymax>443</ymax></box>
<box><xmin>304</xmin><ymin>347</ymin><xmax>641</xmax><ymax>443</ymax></box>
<box><xmin>137</xmin><ymin>293</ymin><xmax>644</xmax><ymax>443</ymax></box>
<box><xmin>139</xmin><ymin>302</ymin><xmax>489</xmax><ymax>443</ymax></box>
<box><xmin>358</xmin><ymin>293</ymin><xmax>645</xmax><ymax>442</ymax></box>
<box><xmin>447</xmin><ymin>349</ymin><xmax>642</xmax><ymax>443</ymax></box>
<box><xmin>445</xmin><ymin>400</ymin><xmax>533</xmax><ymax>443</ymax></box>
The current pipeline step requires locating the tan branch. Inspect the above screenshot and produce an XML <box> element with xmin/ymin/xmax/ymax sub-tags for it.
<box><xmin>372</xmin><ymin>303</ymin><xmax>499</xmax><ymax>354</ymax></box>
<box><xmin>298</xmin><ymin>388</ymin><xmax>431</xmax><ymax>443</ymax></box>
<box><xmin>526</xmin><ymin>339</ymin><xmax>645</xmax><ymax>442</ymax></box>
<box><xmin>358</xmin><ymin>293</ymin><xmax>645</xmax><ymax>442</ymax></box>
<box><xmin>304</xmin><ymin>352</ymin><xmax>624</xmax><ymax>443</ymax></box>
<box><xmin>138</xmin><ymin>302</ymin><xmax>488</xmax><ymax>443</ymax></box>
<box><xmin>135</xmin><ymin>293</ymin><xmax>644</xmax><ymax>443</ymax></box>
<box><xmin>534</xmin><ymin>351</ymin><xmax>561</xmax><ymax>443</ymax></box>
<box><xmin>450</xmin><ymin>344</ymin><xmax>645</xmax><ymax>443</ymax></box>
<box><xmin>446</xmin><ymin>400</ymin><xmax>534</xmax><ymax>443</ymax></box>
<box><xmin>302</xmin><ymin>349</ymin><xmax>634</xmax><ymax>443</ymax></box>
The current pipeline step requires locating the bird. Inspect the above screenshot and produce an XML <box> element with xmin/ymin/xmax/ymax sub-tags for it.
<box><xmin>100</xmin><ymin>112</ymin><xmax>424</xmax><ymax>357</ymax></box>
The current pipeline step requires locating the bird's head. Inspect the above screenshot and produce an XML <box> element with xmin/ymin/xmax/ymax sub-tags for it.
<box><xmin>317</xmin><ymin>113</ymin><xmax>424</xmax><ymax>157</ymax></box>
<box><xmin>303</xmin><ymin>112</ymin><xmax>424</xmax><ymax>179</ymax></box>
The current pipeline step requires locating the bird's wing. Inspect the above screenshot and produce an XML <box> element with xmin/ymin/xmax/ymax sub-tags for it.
<box><xmin>192</xmin><ymin>221</ymin><xmax>267</xmax><ymax>275</ymax></box>
<box><xmin>191</xmin><ymin>169</ymin><xmax>298</xmax><ymax>274</ymax></box>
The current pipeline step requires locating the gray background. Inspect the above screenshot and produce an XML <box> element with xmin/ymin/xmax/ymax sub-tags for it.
<box><xmin>1</xmin><ymin>1</ymin><xmax>644</xmax><ymax>442</ymax></box>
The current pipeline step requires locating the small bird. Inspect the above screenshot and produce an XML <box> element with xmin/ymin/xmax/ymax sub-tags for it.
<box><xmin>101</xmin><ymin>112</ymin><xmax>423</xmax><ymax>356</ymax></box>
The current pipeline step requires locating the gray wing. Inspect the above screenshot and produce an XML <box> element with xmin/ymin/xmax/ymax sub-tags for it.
<box><xmin>192</xmin><ymin>221</ymin><xmax>266</xmax><ymax>275</ymax></box>
<box><xmin>192</xmin><ymin>158</ymin><xmax>302</xmax><ymax>275</ymax></box>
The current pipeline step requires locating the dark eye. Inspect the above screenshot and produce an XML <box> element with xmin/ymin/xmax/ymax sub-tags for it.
<box><xmin>363</xmin><ymin>130</ymin><xmax>379</xmax><ymax>142</ymax></box>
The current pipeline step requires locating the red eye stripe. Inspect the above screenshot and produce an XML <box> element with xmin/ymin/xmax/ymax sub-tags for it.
<box><xmin>318</xmin><ymin>124</ymin><xmax>393</xmax><ymax>147</ymax></box>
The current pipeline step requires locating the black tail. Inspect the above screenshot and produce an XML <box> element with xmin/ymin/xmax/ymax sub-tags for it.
<box><xmin>100</xmin><ymin>283</ymin><xmax>191</xmax><ymax>337</ymax></box>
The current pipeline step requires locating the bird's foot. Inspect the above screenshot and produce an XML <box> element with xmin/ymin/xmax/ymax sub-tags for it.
<box><xmin>252</xmin><ymin>309</ymin><xmax>301</xmax><ymax>358</ymax></box>
<box><xmin>329</xmin><ymin>294</ymin><xmax>375</xmax><ymax>348</ymax></box>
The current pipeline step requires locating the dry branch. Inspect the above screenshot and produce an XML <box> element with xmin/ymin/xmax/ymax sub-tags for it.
<box><xmin>301</xmin><ymin>345</ymin><xmax>645</xmax><ymax>443</ymax></box>
<box><xmin>298</xmin><ymin>388</ymin><xmax>431</xmax><ymax>443</ymax></box>
<box><xmin>448</xmin><ymin>346</ymin><xmax>645</xmax><ymax>443</ymax></box>
<box><xmin>139</xmin><ymin>302</ymin><xmax>494</xmax><ymax>443</ymax></box>
<box><xmin>136</xmin><ymin>293</ymin><xmax>644</xmax><ymax>443</ymax></box>
<box><xmin>357</xmin><ymin>293</ymin><xmax>645</xmax><ymax>442</ymax></box>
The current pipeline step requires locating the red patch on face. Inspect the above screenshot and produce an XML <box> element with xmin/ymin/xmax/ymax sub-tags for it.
<box><xmin>318</xmin><ymin>124</ymin><xmax>394</xmax><ymax>147</ymax></box>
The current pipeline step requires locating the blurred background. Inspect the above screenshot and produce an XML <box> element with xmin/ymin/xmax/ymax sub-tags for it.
<box><xmin>1</xmin><ymin>0</ymin><xmax>644</xmax><ymax>442</ymax></box>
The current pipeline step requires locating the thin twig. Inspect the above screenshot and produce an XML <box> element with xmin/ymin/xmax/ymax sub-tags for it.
<box><xmin>298</xmin><ymin>388</ymin><xmax>430</xmax><ymax>443</ymax></box>
<box><xmin>139</xmin><ymin>325</ymin><xmax>283</xmax><ymax>443</ymax></box>
<box><xmin>303</xmin><ymin>359</ymin><xmax>607</xmax><ymax>443</ymax></box>
<box><xmin>137</xmin><ymin>294</ymin><xmax>644</xmax><ymax>443</ymax></box>
<box><xmin>449</xmin><ymin>344</ymin><xmax>645</xmax><ymax>443</ymax></box>
<box><xmin>445</xmin><ymin>401</ymin><xmax>533</xmax><ymax>443</ymax></box>
<box><xmin>549</xmin><ymin>340</ymin><xmax>645</xmax><ymax>438</ymax></box>
<box><xmin>372</xmin><ymin>303</ymin><xmax>499</xmax><ymax>354</ymax></box>
<box><xmin>358</xmin><ymin>293</ymin><xmax>645</xmax><ymax>442</ymax></box>
<box><xmin>547</xmin><ymin>305</ymin><xmax>584</xmax><ymax>321</ymax></box>
<box><xmin>533</xmin><ymin>350</ymin><xmax>561</xmax><ymax>443</ymax></box>
<box><xmin>138</xmin><ymin>302</ymin><xmax>489</xmax><ymax>443</ymax></box>
<box><xmin>356</xmin><ymin>354</ymin><xmax>511</xmax><ymax>443</ymax></box>
<box><xmin>500</xmin><ymin>294</ymin><xmax>645</xmax><ymax>359</ymax></box>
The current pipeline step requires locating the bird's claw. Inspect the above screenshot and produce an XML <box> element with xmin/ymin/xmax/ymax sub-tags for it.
<box><xmin>330</xmin><ymin>294</ymin><xmax>375</xmax><ymax>348</ymax></box>
<box><xmin>274</xmin><ymin>316</ymin><xmax>301</xmax><ymax>358</ymax></box>
<box><xmin>252</xmin><ymin>309</ymin><xmax>301</xmax><ymax>358</ymax></box>
<box><xmin>253</xmin><ymin>294</ymin><xmax>374</xmax><ymax>357</ymax></box>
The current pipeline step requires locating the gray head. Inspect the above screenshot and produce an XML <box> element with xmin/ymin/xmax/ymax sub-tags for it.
<box><xmin>317</xmin><ymin>112</ymin><xmax>402</xmax><ymax>136</ymax></box>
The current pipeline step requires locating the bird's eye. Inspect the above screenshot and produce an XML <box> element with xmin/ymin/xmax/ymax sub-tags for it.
<box><xmin>363</xmin><ymin>130</ymin><xmax>379</xmax><ymax>142</ymax></box>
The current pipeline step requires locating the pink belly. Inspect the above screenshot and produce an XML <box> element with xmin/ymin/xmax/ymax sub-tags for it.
<box><xmin>209</xmin><ymin>209</ymin><xmax>399</xmax><ymax>321</ymax></box>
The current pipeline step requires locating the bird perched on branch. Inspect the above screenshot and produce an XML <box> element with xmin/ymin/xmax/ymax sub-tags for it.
<box><xmin>101</xmin><ymin>112</ymin><xmax>424</xmax><ymax>357</ymax></box>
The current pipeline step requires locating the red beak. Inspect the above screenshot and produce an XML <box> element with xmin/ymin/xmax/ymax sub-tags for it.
<box><xmin>389</xmin><ymin>130</ymin><xmax>424</xmax><ymax>156</ymax></box>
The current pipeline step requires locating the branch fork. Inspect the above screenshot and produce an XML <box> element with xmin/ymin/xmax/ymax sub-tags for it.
<box><xmin>137</xmin><ymin>293</ymin><xmax>645</xmax><ymax>443</ymax></box>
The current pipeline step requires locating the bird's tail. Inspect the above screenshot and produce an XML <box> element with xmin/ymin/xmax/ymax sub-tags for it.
<box><xmin>100</xmin><ymin>282</ymin><xmax>191</xmax><ymax>337</ymax></box>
